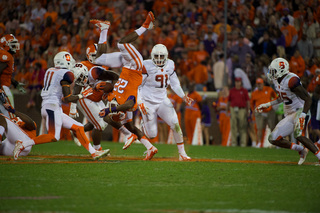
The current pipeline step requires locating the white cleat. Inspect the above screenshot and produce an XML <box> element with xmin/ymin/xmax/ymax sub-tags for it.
<box><xmin>123</xmin><ymin>134</ymin><xmax>138</xmax><ymax>150</ymax></box>
<box><xmin>143</xmin><ymin>146</ymin><xmax>158</xmax><ymax>160</ymax></box>
<box><xmin>91</xmin><ymin>149</ymin><xmax>110</xmax><ymax>160</ymax></box>
<box><xmin>298</xmin><ymin>148</ymin><xmax>308</xmax><ymax>165</ymax></box>
<box><xmin>13</xmin><ymin>140</ymin><xmax>25</xmax><ymax>160</ymax></box>
<box><xmin>90</xmin><ymin>19</ymin><xmax>110</xmax><ymax>31</ymax></box>
<box><xmin>179</xmin><ymin>154</ymin><xmax>192</xmax><ymax>161</ymax></box>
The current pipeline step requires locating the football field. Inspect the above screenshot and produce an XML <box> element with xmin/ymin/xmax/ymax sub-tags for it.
<box><xmin>0</xmin><ymin>141</ymin><xmax>319</xmax><ymax>213</ymax></box>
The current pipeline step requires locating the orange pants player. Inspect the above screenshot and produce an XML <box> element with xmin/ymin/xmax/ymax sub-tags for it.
<box><xmin>219</xmin><ymin>112</ymin><xmax>231</xmax><ymax>146</ymax></box>
<box><xmin>184</xmin><ymin>110</ymin><xmax>201</xmax><ymax>144</ymax></box>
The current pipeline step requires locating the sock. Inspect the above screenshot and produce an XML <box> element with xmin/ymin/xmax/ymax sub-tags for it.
<box><xmin>290</xmin><ymin>143</ymin><xmax>304</xmax><ymax>152</ymax></box>
<box><xmin>33</xmin><ymin>134</ymin><xmax>56</xmax><ymax>145</ymax></box>
<box><xmin>93</xmin><ymin>144</ymin><xmax>101</xmax><ymax>150</ymax></box>
<box><xmin>135</xmin><ymin>27</ymin><xmax>147</xmax><ymax>36</ymax></box>
<box><xmin>0</xmin><ymin>126</ymin><xmax>4</xmax><ymax>142</ymax></box>
<box><xmin>140</xmin><ymin>136</ymin><xmax>153</xmax><ymax>150</ymax></box>
<box><xmin>119</xmin><ymin>126</ymin><xmax>131</xmax><ymax>137</ymax></box>
<box><xmin>98</xmin><ymin>29</ymin><xmax>108</xmax><ymax>44</ymax></box>
<box><xmin>177</xmin><ymin>142</ymin><xmax>187</xmax><ymax>156</ymax></box>
<box><xmin>24</xmin><ymin>139</ymin><xmax>35</xmax><ymax>148</ymax></box>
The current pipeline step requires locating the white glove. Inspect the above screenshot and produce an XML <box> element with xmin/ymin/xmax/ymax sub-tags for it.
<box><xmin>69</xmin><ymin>103</ymin><xmax>79</xmax><ymax>118</ymax></box>
<box><xmin>17</xmin><ymin>82</ymin><xmax>26</xmax><ymax>94</ymax></box>
<box><xmin>255</xmin><ymin>102</ymin><xmax>271</xmax><ymax>113</ymax></box>
<box><xmin>295</xmin><ymin>112</ymin><xmax>306</xmax><ymax>133</ymax></box>
<box><xmin>78</xmin><ymin>88</ymin><xmax>93</xmax><ymax>99</ymax></box>
<box><xmin>138</xmin><ymin>102</ymin><xmax>153</xmax><ymax>121</ymax></box>
<box><xmin>183</xmin><ymin>96</ymin><xmax>194</xmax><ymax>106</ymax></box>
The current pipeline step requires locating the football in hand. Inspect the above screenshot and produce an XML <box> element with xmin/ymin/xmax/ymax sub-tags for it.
<box><xmin>95</xmin><ymin>81</ymin><xmax>114</xmax><ymax>93</ymax></box>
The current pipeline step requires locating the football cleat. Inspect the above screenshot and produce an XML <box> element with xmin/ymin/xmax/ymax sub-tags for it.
<box><xmin>95</xmin><ymin>147</ymin><xmax>102</xmax><ymax>151</ymax></box>
<box><xmin>179</xmin><ymin>154</ymin><xmax>192</xmax><ymax>161</ymax></box>
<box><xmin>143</xmin><ymin>146</ymin><xmax>158</xmax><ymax>160</ymax></box>
<box><xmin>123</xmin><ymin>134</ymin><xmax>138</xmax><ymax>150</ymax></box>
<box><xmin>142</xmin><ymin>11</ymin><xmax>155</xmax><ymax>30</ymax></box>
<box><xmin>298</xmin><ymin>148</ymin><xmax>308</xmax><ymax>165</ymax></box>
<box><xmin>90</xmin><ymin>19</ymin><xmax>110</xmax><ymax>31</ymax></box>
<box><xmin>91</xmin><ymin>149</ymin><xmax>110</xmax><ymax>160</ymax></box>
<box><xmin>13</xmin><ymin>140</ymin><xmax>25</xmax><ymax>160</ymax></box>
<box><xmin>315</xmin><ymin>160</ymin><xmax>320</xmax><ymax>166</ymax></box>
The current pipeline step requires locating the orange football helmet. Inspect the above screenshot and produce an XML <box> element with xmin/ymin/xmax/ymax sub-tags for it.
<box><xmin>0</xmin><ymin>34</ymin><xmax>20</xmax><ymax>53</ymax></box>
<box><xmin>86</xmin><ymin>43</ymin><xmax>98</xmax><ymax>63</ymax></box>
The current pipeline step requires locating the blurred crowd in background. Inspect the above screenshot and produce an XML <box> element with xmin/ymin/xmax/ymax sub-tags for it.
<box><xmin>2</xmin><ymin>0</ymin><xmax>320</xmax><ymax>146</ymax></box>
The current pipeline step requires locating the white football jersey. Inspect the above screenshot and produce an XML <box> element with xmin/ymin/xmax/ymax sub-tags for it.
<box><xmin>41</xmin><ymin>67</ymin><xmax>74</xmax><ymax>106</ymax></box>
<box><xmin>272</xmin><ymin>72</ymin><xmax>304</xmax><ymax>116</ymax></box>
<box><xmin>140</xmin><ymin>59</ymin><xmax>183</xmax><ymax>104</ymax></box>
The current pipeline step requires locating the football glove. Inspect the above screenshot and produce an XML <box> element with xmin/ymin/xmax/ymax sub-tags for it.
<box><xmin>183</xmin><ymin>96</ymin><xmax>193</xmax><ymax>106</ymax></box>
<box><xmin>255</xmin><ymin>102</ymin><xmax>271</xmax><ymax>113</ymax></box>
<box><xmin>17</xmin><ymin>82</ymin><xmax>26</xmax><ymax>94</ymax></box>
<box><xmin>78</xmin><ymin>88</ymin><xmax>93</xmax><ymax>99</ymax></box>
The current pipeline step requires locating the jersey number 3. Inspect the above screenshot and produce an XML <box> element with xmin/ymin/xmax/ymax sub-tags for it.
<box><xmin>155</xmin><ymin>74</ymin><xmax>168</xmax><ymax>88</ymax></box>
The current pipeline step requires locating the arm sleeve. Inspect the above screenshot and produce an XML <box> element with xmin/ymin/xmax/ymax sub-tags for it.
<box><xmin>288</xmin><ymin>76</ymin><xmax>301</xmax><ymax>91</ymax></box>
<box><xmin>61</xmin><ymin>71</ymin><xmax>74</xmax><ymax>84</ymax></box>
<box><xmin>170</xmin><ymin>72</ymin><xmax>185</xmax><ymax>99</ymax></box>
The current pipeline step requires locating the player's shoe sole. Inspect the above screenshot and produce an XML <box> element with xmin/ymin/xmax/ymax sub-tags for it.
<box><xmin>92</xmin><ymin>149</ymin><xmax>110</xmax><ymax>160</ymax></box>
<box><xmin>179</xmin><ymin>154</ymin><xmax>192</xmax><ymax>161</ymax></box>
<box><xmin>13</xmin><ymin>140</ymin><xmax>25</xmax><ymax>160</ymax></box>
<box><xmin>298</xmin><ymin>148</ymin><xmax>308</xmax><ymax>165</ymax></box>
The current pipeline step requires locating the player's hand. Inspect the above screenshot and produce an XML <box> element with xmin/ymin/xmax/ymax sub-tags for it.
<box><xmin>298</xmin><ymin>112</ymin><xmax>306</xmax><ymax>130</ymax></box>
<box><xmin>0</xmin><ymin>89</ymin><xmax>7</xmax><ymax>104</ymax></box>
<box><xmin>99</xmin><ymin>108</ymin><xmax>111</xmax><ymax>118</ymax></box>
<box><xmin>95</xmin><ymin>81</ymin><xmax>107</xmax><ymax>90</ymax></box>
<box><xmin>255</xmin><ymin>102</ymin><xmax>271</xmax><ymax>113</ymax></box>
<box><xmin>183</xmin><ymin>96</ymin><xmax>193</xmax><ymax>106</ymax></box>
<box><xmin>17</xmin><ymin>82</ymin><xmax>26</xmax><ymax>94</ymax></box>
<box><xmin>3</xmin><ymin>102</ymin><xmax>15</xmax><ymax>113</ymax></box>
<box><xmin>78</xmin><ymin>88</ymin><xmax>93</xmax><ymax>99</ymax></box>
<box><xmin>69</xmin><ymin>103</ymin><xmax>79</xmax><ymax>118</ymax></box>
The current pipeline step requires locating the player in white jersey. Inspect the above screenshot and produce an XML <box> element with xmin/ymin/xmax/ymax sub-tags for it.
<box><xmin>13</xmin><ymin>51</ymin><xmax>110</xmax><ymax>160</ymax></box>
<box><xmin>134</xmin><ymin>44</ymin><xmax>193</xmax><ymax>161</ymax></box>
<box><xmin>70</xmin><ymin>63</ymin><xmax>118</xmax><ymax>151</ymax></box>
<box><xmin>0</xmin><ymin>101</ymin><xmax>35</xmax><ymax>156</ymax></box>
<box><xmin>256</xmin><ymin>58</ymin><xmax>320</xmax><ymax>165</ymax></box>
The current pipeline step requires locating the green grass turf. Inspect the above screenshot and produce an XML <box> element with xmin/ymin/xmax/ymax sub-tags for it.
<box><xmin>0</xmin><ymin>141</ymin><xmax>319</xmax><ymax>213</ymax></box>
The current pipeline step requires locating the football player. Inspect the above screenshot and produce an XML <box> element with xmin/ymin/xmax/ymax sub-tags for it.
<box><xmin>0</xmin><ymin>34</ymin><xmax>26</xmax><ymax>119</ymax></box>
<box><xmin>93</xmin><ymin>12</ymin><xmax>159</xmax><ymax>160</ymax></box>
<box><xmin>13</xmin><ymin>51</ymin><xmax>110</xmax><ymax>160</ymax></box>
<box><xmin>134</xmin><ymin>44</ymin><xmax>193</xmax><ymax>161</ymax></box>
<box><xmin>256</xmin><ymin>57</ymin><xmax>320</xmax><ymax>165</ymax></box>
<box><xmin>0</xmin><ymin>100</ymin><xmax>35</xmax><ymax>156</ymax></box>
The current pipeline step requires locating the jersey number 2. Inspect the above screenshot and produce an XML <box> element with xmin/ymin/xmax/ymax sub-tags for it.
<box><xmin>114</xmin><ymin>78</ymin><xmax>128</xmax><ymax>94</ymax></box>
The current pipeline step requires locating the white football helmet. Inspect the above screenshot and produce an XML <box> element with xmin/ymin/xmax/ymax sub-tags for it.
<box><xmin>86</xmin><ymin>44</ymin><xmax>98</xmax><ymax>63</ymax></box>
<box><xmin>54</xmin><ymin>51</ymin><xmax>75</xmax><ymax>70</ymax></box>
<box><xmin>268</xmin><ymin>57</ymin><xmax>289</xmax><ymax>80</ymax></box>
<box><xmin>72</xmin><ymin>63</ymin><xmax>88</xmax><ymax>86</ymax></box>
<box><xmin>151</xmin><ymin>44</ymin><xmax>168</xmax><ymax>67</ymax></box>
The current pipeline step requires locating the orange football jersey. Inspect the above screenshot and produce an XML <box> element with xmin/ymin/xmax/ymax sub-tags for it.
<box><xmin>0</xmin><ymin>48</ymin><xmax>14</xmax><ymax>87</ymax></box>
<box><xmin>112</xmin><ymin>67</ymin><xmax>142</xmax><ymax>111</ymax></box>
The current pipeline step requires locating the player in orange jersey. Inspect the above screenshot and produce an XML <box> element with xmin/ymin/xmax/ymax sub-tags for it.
<box><xmin>0</xmin><ymin>34</ymin><xmax>26</xmax><ymax>119</ymax></box>
<box><xmin>93</xmin><ymin>12</ymin><xmax>159</xmax><ymax>160</ymax></box>
<box><xmin>0</xmin><ymin>99</ymin><xmax>35</xmax><ymax>156</ymax></box>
